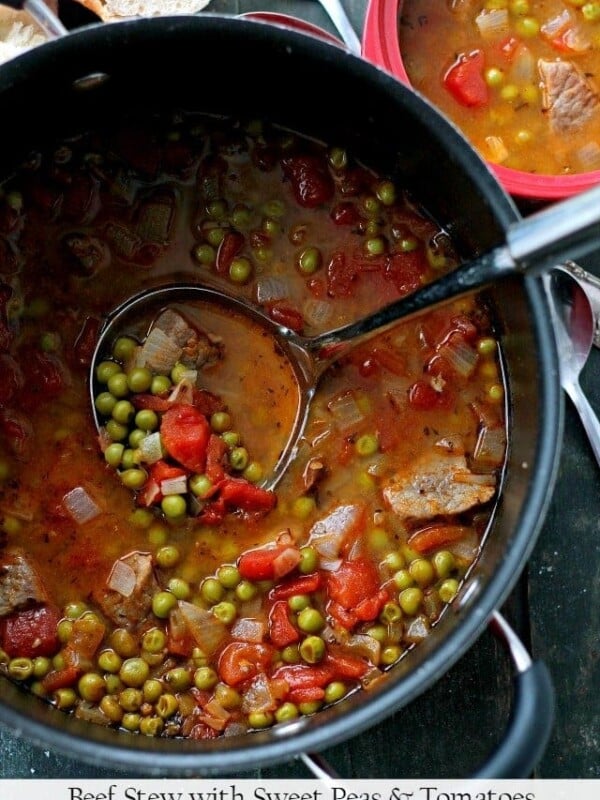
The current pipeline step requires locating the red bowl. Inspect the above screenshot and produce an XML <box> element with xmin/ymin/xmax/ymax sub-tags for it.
<box><xmin>362</xmin><ymin>0</ymin><xmax>600</xmax><ymax>201</ymax></box>
<box><xmin>239</xmin><ymin>12</ymin><xmax>344</xmax><ymax>49</ymax></box>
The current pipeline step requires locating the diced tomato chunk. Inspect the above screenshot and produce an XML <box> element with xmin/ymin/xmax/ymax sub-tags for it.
<box><xmin>408</xmin><ymin>523</ymin><xmax>471</xmax><ymax>554</ymax></box>
<box><xmin>238</xmin><ymin>542</ymin><xmax>296</xmax><ymax>582</ymax></box>
<box><xmin>218</xmin><ymin>641</ymin><xmax>274</xmax><ymax>686</ymax></box>
<box><xmin>1</xmin><ymin>604</ymin><xmax>61</xmax><ymax>658</ymax></box>
<box><xmin>268</xmin><ymin>601</ymin><xmax>300</xmax><ymax>648</ymax></box>
<box><xmin>266</xmin><ymin>301</ymin><xmax>304</xmax><ymax>333</ymax></box>
<box><xmin>327</xmin><ymin>558</ymin><xmax>381</xmax><ymax>611</ymax></box>
<box><xmin>443</xmin><ymin>50</ymin><xmax>489</xmax><ymax>108</ymax></box>
<box><xmin>160</xmin><ymin>404</ymin><xmax>210</xmax><ymax>472</ymax></box>
<box><xmin>281</xmin><ymin>155</ymin><xmax>334</xmax><ymax>208</ymax></box>
<box><xmin>41</xmin><ymin>665</ymin><xmax>81</xmax><ymax>693</ymax></box>
<box><xmin>269</xmin><ymin>572</ymin><xmax>323</xmax><ymax>600</ymax></box>
<box><xmin>219</xmin><ymin>478</ymin><xmax>277</xmax><ymax>515</ymax></box>
<box><xmin>215</xmin><ymin>231</ymin><xmax>245</xmax><ymax>274</ymax></box>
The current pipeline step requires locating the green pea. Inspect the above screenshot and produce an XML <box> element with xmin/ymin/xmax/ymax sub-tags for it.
<box><xmin>193</xmin><ymin>666</ymin><xmax>218</xmax><ymax>690</ymax></box>
<box><xmin>120</xmin><ymin>468</ymin><xmax>147</xmax><ymax>490</ymax></box>
<box><xmin>155</xmin><ymin>545</ymin><xmax>180</xmax><ymax>569</ymax></box>
<box><xmin>166</xmin><ymin>666</ymin><xmax>192</xmax><ymax>691</ymax></box>
<box><xmin>111</xmin><ymin>399</ymin><xmax>135</xmax><ymax>425</ymax></box>
<box><xmin>151</xmin><ymin>374</ymin><xmax>172</xmax><ymax>395</ymax></box>
<box><xmin>205</xmin><ymin>226</ymin><xmax>227</xmax><ymax>247</ymax></box>
<box><xmin>375</xmin><ymin>180</ymin><xmax>396</xmax><ymax>206</ymax></box>
<box><xmin>364</xmin><ymin>237</ymin><xmax>386</xmax><ymax>257</ymax></box>
<box><xmin>297</xmin><ymin>607</ymin><xmax>325</xmax><ymax>634</ymax></box>
<box><xmin>193</xmin><ymin>243</ymin><xmax>216</xmax><ymax>266</ymax></box>
<box><xmin>324</xmin><ymin>680</ymin><xmax>347</xmax><ymax>704</ymax></box>
<box><xmin>292</xmin><ymin>496</ymin><xmax>316</xmax><ymax>520</ymax></box>
<box><xmin>381</xmin><ymin>644</ymin><xmax>403</xmax><ymax>665</ymax></box>
<box><xmin>275</xmin><ymin>702</ymin><xmax>299</xmax><ymax>722</ymax></box>
<box><xmin>288</xmin><ymin>594</ymin><xmax>311</xmax><ymax>613</ymax></box>
<box><xmin>328</xmin><ymin>147</ymin><xmax>348</xmax><ymax>170</ymax></box>
<box><xmin>393</xmin><ymin>569</ymin><xmax>415</xmax><ymax>591</ymax></box>
<box><xmin>135</xmin><ymin>409</ymin><xmax>158</xmax><ymax>432</ymax></box>
<box><xmin>298</xmin><ymin>700</ymin><xmax>322</xmax><ymax>715</ymax></box>
<box><xmin>128</xmin><ymin>508</ymin><xmax>154</xmax><ymax>529</ymax></box>
<box><xmin>229</xmin><ymin>446</ymin><xmax>249</xmax><ymax>470</ymax></box>
<box><xmin>100</xmin><ymin>695</ymin><xmax>123</xmax><ymax>723</ymax></box>
<box><xmin>97</xmin><ymin>649</ymin><xmax>123</xmax><ymax>673</ymax></box>
<box><xmin>210</xmin><ymin>411</ymin><xmax>231</xmax><ymax>433</ymax></box>
<box><xmin>298</xmin><ymin>546</ymin><xmax>318</xmax><ymax>574</ymax></box>
<box><xmin>107</xmin><ymin>371</ymin><xmax>129</xmax><ymax>398</ymax></box>
<box><xmin>214</xmin><ymin>683</ymin><xmax>241</xmax><ymax>709</ymax></box>
<box><xmin>248</xmin><ymin>710</ymin><xmax>274</xmax><ymax>729</ymax></box>
<box><xmin>152</xmin><ymin>591</ymin><xmax>177</xmax><ymax>618</ymax></box>
<box><xmin>119</xmin><ymin>657</ymin><xmax>150</xmax><ymax>688</ymax></box>
<box><xmin>78</xmin><ymin>672</ymin><xmax>106</xmax><ymax>702</ymax></box>
<box><xmin>57</xmin><ymin>618</ymin><xmax>73</xmax><ymax>643</ymax></box>
<box><xmin>356</xmin><ymin>433</ymin><xmax>379</xmax><ymax>456</ymax></box>
<box><xmin>105</xmin><ymin>419</ymin><xmax>129</xmax><ymax>442</ymax></box>
<box><xmin>8</xmin><ymin>657</ymin><xmax>34</xmax><ymax>681</ymax></box>
<box><xmin>216</xmin><ymin>564</ymin><xmax>241</xmax><ymax>589</ymax></box>
<box><xmin>235</xmin><ymin>580</ymin><xmax>257</xmax><ymax>602</ymax></box>
<box><xmin>120</xmin><ymin>712</ymin><xmax>141</xmax><ymax>732</ymax></box>
<box><xmin>147</xmin><ymin>522</ymin><xmax>169</xmax><ymax>547</ymax></box>
<box><xmin>207</xmin><ymin>199</ymin><xmax>228</xmax><ymax>219</ymax></box>
<box><xmin>54</xmin><ymin>688</ymin><xmax>77</xmax><ymax>709</ymax></box>
<box><xmin>433</xmin><ymin>550</ymin><xmax>456</xmax><ymax>579</ymax></box>
<box><xmin>96</xmin><ymin>360</ymin><xmax>121</xmax><ymax>384</ymax></box>
<box><xmin>380</xmin><ymin>601</ymin><xmax>403</xmax><ymax>624</ymax></box>
<box><xmin>229</xmin><ymin>257</ymin><xmax>252</xmax><ymax>284</ymax></box>
<box><xmin>212</xmin><ymin>601</ymin><xmax>237</xmax><ymax>625</ymax></box>
<box><xmin>113</xmin><ymin>336</ymin><xmax>137</xmax><ymax>362</ymax></box>
<box><xmin>243</xmin><ymin>461</ymin><xmax>263</xmax><ymax>484</ymax></box>
<box><xmin>399</xmin><ymin>587</ymin><xmax>424</xmax><ymax>616</ymax></box>
<box><xmin>156</xmin><ymin>693</ymin><xmax>179</xmax><ymax>719</ymax></box>
<box><xmin>32</xmin><ymin>656</ymin><xmax>52</xmax><ymax>679</ymax></box>
<box><xmin>127</xmin><ymin>367</ymin><xmax>153</xmax><ymax>393</ymax></box>
<box><xmin>191</xmin><ymin>647</ymin><xmax>208</xmax><ymax>667</ymax></box>
<box><xmin>297</xmin><ymin>246</ymin><xmax>322</xmax><ymax>275</ymax></box>
<box><xmin>362</xmin><ymin>195</ymin><xmax>381</xmax><ymax>217</ymax></box>
<box><xmin>104</xmin><ymin>442</ymin><xmax>124</xmax><ymax>468</ymax></box>
<box><xmin>110</xmin><ymin>629</ymin><xmax>138</xmax><ymax>658</ymax></box>
<box><xmin>95</xmin><ymin>391</ymin><xmax>117</xmax><ymax>417</ymax></box>
<box><xmin>231</xmin><ymin>205</ymin><xmax>252</xmax><ymax>229</ymax></box>
<box><xmin>409</xmin><ymin>558</ymin><xmax>435</xmax><ymax>588</ymax></box>
<box><xmin>161</xmin><ymin>494</ymin><xmax>187</xmax><ymax>519</ymax></box>
<box><xmin>261</xmin><ymin>217</ymin><xmax>281</xmax><ymax>237</ymax></box>
<box><xmin>167</xmin><ymin>577</ymin><xmax>191</xmax><ymax>600</ymax></box>
<box><xmin>201</xmin><ymin>577</ymin><xmax>225</xmax><ymax>604</ymax></box>
<box><xmin>439</xmin><ymin>578</ymin><xmax>460</xmax><ymax>603</ymax></box>
<box><xmin>189</xmin><ymin>474</ymin><xmax>213</xmax><ymax>498</ymax></box>
<box><xmin>485</xmin><ymin>67</ymin><xmax>504</xmax><ymax>88</ymax></box>
<box><xmin>142</xmin><ymin>679</ymin><xmax>163</xmax><ymax>703</ymax></box>
<box><xmin>221</xmin><ymin>430</ymin><xmax>241</xmax><ymax>448</ymax></box>
<box><xmin>142</xmin><ymin>628</ymin><xmax>167</xmax><ymax>654</ymax></box>
<box><xmin>398</xmin><ymin>236</ymin><xmax>419</xmax><ymax>252</ymax></box>
<box><xmin>121</xmin><ymin>448</ymin><xmax>139</xmax><ymax>470</ymax></box>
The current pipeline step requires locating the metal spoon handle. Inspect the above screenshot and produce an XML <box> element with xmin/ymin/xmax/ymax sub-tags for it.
<box><xmin>305</xmin><ymin>181</ymin><xmax>600</xmax><ymax>360</ymax></box>
<box><xmin>563</xmin><ymin>380</ymin><xmax>600</xmax><ymax>469</ymax></box>
<box><xmin>0</xmin><ymin>0</ymin><xmax>68</xmax><ymax>37</ymax></box>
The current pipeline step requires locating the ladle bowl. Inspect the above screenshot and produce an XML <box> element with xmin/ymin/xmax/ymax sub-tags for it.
<box><xmin>91</xmin><ymin>180</ymin><xmax>600</xmax><ymax>489</ymax></box>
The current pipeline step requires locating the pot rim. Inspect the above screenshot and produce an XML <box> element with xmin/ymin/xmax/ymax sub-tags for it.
<box><xmin>0</xmin><ymin>14</ymin><xmax>563</xmax><ymax>775</ymax></box>
<box><xmin>362</xmin><ymin>0</ymin><xmax>600</xmax><ymax>201</ymax></box>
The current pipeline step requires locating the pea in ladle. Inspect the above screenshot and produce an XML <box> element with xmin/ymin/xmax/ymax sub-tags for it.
<box><xmin>91</xmin><ymin>182</ymin><xmax>600</xmax><ymax>490</ymax></box>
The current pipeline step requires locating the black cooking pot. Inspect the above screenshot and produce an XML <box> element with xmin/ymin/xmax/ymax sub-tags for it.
<box><xmin>0</xmin><ymin>12</ymin><xmax>562</xmax><ymax>779</ymax></box>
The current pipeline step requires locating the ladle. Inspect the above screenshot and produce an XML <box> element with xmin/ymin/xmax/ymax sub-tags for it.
<box><xmin>91</xmin><ymin>182</ymin><xmax>600</xmax><ymax>490</ymax></box>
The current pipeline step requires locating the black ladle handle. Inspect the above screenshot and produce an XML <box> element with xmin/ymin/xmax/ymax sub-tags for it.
<box><xmin>301</xmin><ymin>611</ymin><xmax>555</xmax><ymax>779</ymax></box>
<box><xmin>0</xmin><ymin>0</ymin><xmax>68</xmax><ymax>37</ymax></box>
<box><xmin>306</xmin><ymin>180</ymin><xmax>600</xmax><ymax>355</ymax></box>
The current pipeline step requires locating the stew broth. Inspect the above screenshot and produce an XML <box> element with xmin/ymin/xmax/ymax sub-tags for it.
<box><xmin>0</xmin><ymin>113</ymin><xmax>506</xmax><ymax>739</ymax></box>
<box><xmin>400</xmin><ymin>0</ymin><xmax>600</xmax><ymax>175</ymax></box>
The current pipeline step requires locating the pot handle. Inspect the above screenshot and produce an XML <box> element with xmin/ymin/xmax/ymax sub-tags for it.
<box><xmin>0</xmin><ymin>0</ymin><xmax>68</xmax><ymax>37</ymax></box>
<box><xmin>300</xmin><ymin>611</ymin><xmax>555</xmax><ymax>780</ymax></box>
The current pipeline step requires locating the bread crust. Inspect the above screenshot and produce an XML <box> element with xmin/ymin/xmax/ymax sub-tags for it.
<box><xmin>74</xmin><ymin>0</ymin><xmax>212</xmax><ymax>21</ymax></box>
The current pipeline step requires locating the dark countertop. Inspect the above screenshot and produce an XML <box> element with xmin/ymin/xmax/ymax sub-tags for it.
<box><xmin>1</xmin><ymin>0</ymin><xmax>599</xmax><ymax>781</ymax></box>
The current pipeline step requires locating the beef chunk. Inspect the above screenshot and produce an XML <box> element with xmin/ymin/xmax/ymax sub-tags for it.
<box><xmin>538</xmin><ymin>58</ymin><xmax>599</xmax><ymax>133</ymax></box>
<box><xmin>94</xmin><ymin>551</ymin><xmax>158</xmax><ymax>629</ymax></box>
<box><xmin>0</xmin><ymin>548</ymin><xmax>48</xmax><ymax>617</ymax></box>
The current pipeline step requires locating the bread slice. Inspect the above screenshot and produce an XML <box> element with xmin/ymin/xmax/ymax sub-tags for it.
<box><xmin>75</xmin><ymin>0</ymin><xmax>212</xmax><ymax>21</ymax></box>
<box><xmin>0</xmin><ymin>7</ymin><xmax>49</xmax><ymax>65</ymax></box>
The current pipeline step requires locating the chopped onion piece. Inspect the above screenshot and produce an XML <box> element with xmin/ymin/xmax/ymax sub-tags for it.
<box><xmin>473</xmin><ymin>425</ymin><xmax>506</xmax><ymax>469</ymax></box>
<box><xmin>106</xmin><ymin>559</ymin><xmax>136</xmax><ymax>597</ymax></box>
<box><xmin>484</xmin><ymin>136</ymin><xmax>509</xmax><ymax>165</ymax></box>
<box><xmin>343</xmin><ymin>633</ymin><xmax>381</xmax><ymax>664</ymax></box>
<box><xmin>255</xmin><ymin>276</ymin><xmax>290</xmax><ymax>304</ymax></box>
<box><xmin>230</xmin><ymin>617</ymin><xmax>266</xmax><ymax>643</ymax></box>
<box><xmin>136</xmin><ymin>327</ymin><xmax>182</xmax><ymax>373</ymax></box>
<box><xmin>168</xmin><ymin>376</ymin><xmax>196</xmax><ymax>404</ymax></box>
<box><xmin>308</xmin><ymin>504</ymin><xmax>363</xmax><ymax>559</ymax></box>
<box><xmin>328</xmin><ymin>390</ymin><xmax>364</xmax><ymax>431</ymax></box>
<box><xmin>302</xmin><ymin>298</ymin><xmax>333</xmax><ymax>328</ymax></box>
<box><xmin>509</xmin><ymin>45</ymin><xmax>535</xmax><ymax>84</ymax></box>
<box><xmin>138</xmin><ymin>431</ymin><xmax>164</xmax><ymax>465</ymax></box>
<box><xmin>160</xmin><ymin>475</ymin><xmax>188</xmax><ymax>496</ymax></box>
<box><xmin>241</xmin><ymin>672</ymin><xmax>276</xmax><ymax>714</ymax></box>
<box><xmin>438</xmin><ymin>335</ymin><xmax>479</xmax><ymax>377</ymax></box>
<box><xmin>63</xmin><ymin>486</ymin><xmax>101</xmax><ymax>524</ymax></box>
<box><xmin>475</xmin><ymin>8</ymin><xmax>509</xmax><ymax>39</ymax></box>
<box><xmin>405</xmin><ymin>615</ymin><xmax>430</xmax><ymax>644</ymax></box>
<box><xmin>178</xmin><ymin>600</ymin><xmax>228</xmax><ymax>655</ymax></box>
<box><xmin>318</xmin><ymin>557</ymin><xmax>343</xmax><ymax>572</ymax></box>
